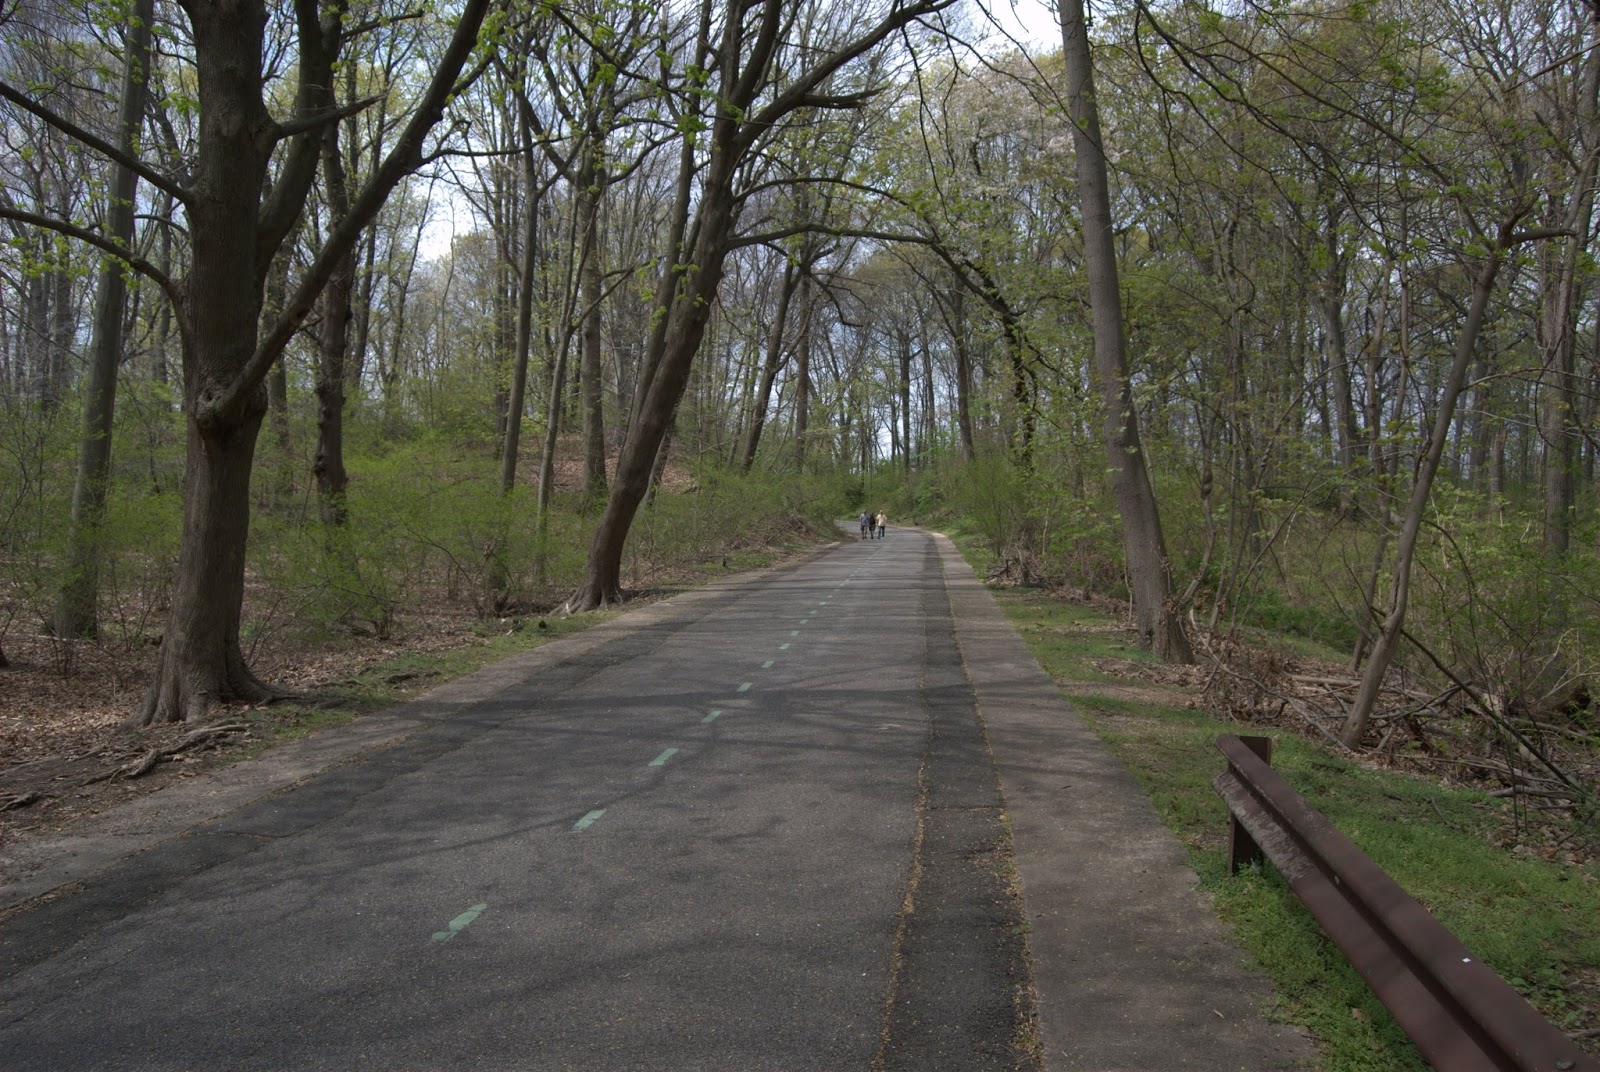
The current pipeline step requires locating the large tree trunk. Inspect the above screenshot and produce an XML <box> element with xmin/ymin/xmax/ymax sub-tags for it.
<box><xmin>55</xmin><ymin>0</ymin><xmax>155</xmax><ymax>638</ymax></box>
<box><xmin>135</xmin><ymin>0</ymin><xmax>282</xmax><ymax>726</ymax></box>
<box><xmin>134</xmin><ymin>0</ymin><xmax>491</xmax><ymax>724</ymax></box>
<box><xmin>1060</xmin><ymin>0</ymin><xmax>1192</xmax><ymax>662</ymax></box>
<box><xmin>138</xmin><ymin>406</ymin><xmax>278</xmax><ymax>724</ymax></box>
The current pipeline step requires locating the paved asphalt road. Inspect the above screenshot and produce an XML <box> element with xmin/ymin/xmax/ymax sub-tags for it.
<box><xmin>0</xmin><ymin>530</ymin><xmax>1031</xmax><ymax>1071</ymax></box>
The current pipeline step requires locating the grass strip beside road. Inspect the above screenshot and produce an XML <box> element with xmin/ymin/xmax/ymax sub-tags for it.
<box><xmin>979</xmin><ymin>582</ymin><xmax>1600</xmax><ymax>1072</ymax></box>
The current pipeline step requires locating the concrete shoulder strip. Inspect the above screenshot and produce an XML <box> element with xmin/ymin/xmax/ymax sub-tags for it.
<box><xmin>932</xmin><ymin>534</ymin><xmax>1315</xmax><ymax>1072</ymax></box>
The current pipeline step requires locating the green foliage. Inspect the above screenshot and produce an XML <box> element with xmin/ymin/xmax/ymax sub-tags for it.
<box><xmin>0</xmin><ymin>375</ymin><xmax>846</xmax><ymax>666</ymax></box>
<box><xmin>943</xmin><ymin>450</ymin><xmax>1029</xmax><ymax>557</ymax></box>
<box><xmin>624</xmin><ymin>465</ymin><xmax>844</xmax><ymax>585</ymax></box>
<box><xmin>1234</xmin><ymin>582</ymin><xmax>1361</xmax><ymax>651</ymax></box>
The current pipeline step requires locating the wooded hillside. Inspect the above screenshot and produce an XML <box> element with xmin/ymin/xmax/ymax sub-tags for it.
<box><xmin>2</xmin><ymin>0</ymin><xmax>1598</xmax><ymax>822</ymax></box>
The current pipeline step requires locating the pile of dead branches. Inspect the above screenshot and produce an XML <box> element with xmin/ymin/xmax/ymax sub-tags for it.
<box><xmin>1198</xmin><ymin>633</ymin><xmax>1598</xmax><ymax>839</ymax></box>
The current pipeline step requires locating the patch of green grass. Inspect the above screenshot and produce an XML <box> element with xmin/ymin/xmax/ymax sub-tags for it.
<box><xmin>988</xmin><ymin>589</ymin><xmax>1159</xmax><ymax>678</ymax></box>
<box><xmin>977</xmin><ymin>577</ymin><xmax>1600</xmax><ymax>1072</ymax></box>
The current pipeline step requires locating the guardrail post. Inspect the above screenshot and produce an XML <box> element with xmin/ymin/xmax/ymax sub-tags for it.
<box><xmin>1225</xmin><ymin>734</ymin><xmax>1271</xmax><ymax>875</ymax></box>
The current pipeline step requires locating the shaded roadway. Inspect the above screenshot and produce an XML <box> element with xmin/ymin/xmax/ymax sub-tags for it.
<box><xmin>0</xmin><ymin>528</ymin><xmax>1313</xmax><ymax>1071</ymax></box>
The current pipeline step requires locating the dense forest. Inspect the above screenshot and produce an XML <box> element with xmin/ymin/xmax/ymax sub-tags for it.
<box><xmin>2</xmin><ymin>0</ymin><xmax>1598</xmax><ymax>786</ymax></box>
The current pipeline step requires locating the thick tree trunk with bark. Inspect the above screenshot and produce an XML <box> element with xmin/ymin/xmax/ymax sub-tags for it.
<box><xmin>132</xmin><ymin>0</ymin><xmax>491</xmax><ymax>724</ymax></box>
<box><xmin>133</xmin><ymin>0</ymin><xmax>284</xmax><ymax>725</ymax></box>
<box><xmin>139</xmin><ymin>406</ymin><xmax>278</xmax><ymax>723</ymax></box>
<box><xmin>1060</xmin><ymin>0</ymin><xmax>1192</xmax><ymax>663</ymax></box>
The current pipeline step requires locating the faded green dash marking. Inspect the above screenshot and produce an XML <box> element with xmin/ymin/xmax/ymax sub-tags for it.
<box><xmin>649</xmin><ymin>747</ymin><xmax>679</xmax><ymax>767</ymax></box>
<box><xmin>779</xmin><ymin>643</ymin><xmax>790</xmax><ymax>651</ymax></box>
<box><xmin>790</xmin><ymin>630</ymin><xmax>800</xmax><ymax>637</ymax></box>
<box><xmin>737</xmin><ymin>682</ymin><xmax>753</xmax><ymax>693</ymax></box>
<box><xmin>702</xmin><ymin>709</ymin><xmax>723</xmax><ymax>724</ymax></box>
<box><xmin>432</xmin><ymin>902</ymin><xmax>488</xmax><ymax>942</ymax></box>
<box><xmin>572</xmin><ymin>809</ymin><xmax>606</xmax><ymax>832</ymax></box>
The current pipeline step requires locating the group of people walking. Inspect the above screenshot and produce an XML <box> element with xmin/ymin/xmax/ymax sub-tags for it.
<box><xmin>859</xmin><ymin>511</ymin><xmax>887</xmax><ymax>540</ymax></box>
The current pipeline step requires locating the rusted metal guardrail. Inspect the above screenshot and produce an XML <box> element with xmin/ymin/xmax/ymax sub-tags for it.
<box><xmin>1214</xmin><ymin>733</ymin><xmax>1596</xmax><ymax>1072</ymax></box>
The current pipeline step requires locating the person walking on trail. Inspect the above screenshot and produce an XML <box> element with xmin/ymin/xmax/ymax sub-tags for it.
<box><xmin>875</xmin><ymin>511</ymin><xmax>887</xmax><ymax>539</ymax></box>
<box><xmin>859</xmin><ymin>511</ymin><xmax>873</xmax><ymax>539</ymax></box>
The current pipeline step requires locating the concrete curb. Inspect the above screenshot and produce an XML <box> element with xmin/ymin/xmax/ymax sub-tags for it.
<box><xmin>931</xmin><ymin>533</ymin><xmax>1317</xmax><ymax>1072</ymax></box>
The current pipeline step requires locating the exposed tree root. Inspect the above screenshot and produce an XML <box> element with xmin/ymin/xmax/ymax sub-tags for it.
<box><xmin>82</xmin><ymin>722</ymin><xmax>251</xmax><ymax>785</ymax></box>
<box><xmin>558</xmin><ymin>578</ymin><xmax>628</xmax><ymax>615</ymax></box>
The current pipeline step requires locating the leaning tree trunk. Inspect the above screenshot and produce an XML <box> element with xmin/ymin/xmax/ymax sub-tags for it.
<box><xmin>561</xmin><ymin>180</ymin><xmax>738</xmax><ymax>611</ymax></box>
<box><xmin>559</xmin><ymin>0</ymin><xmax>951</xmax><ymax>611</ymax></box>
<box><xmin>1340</xmin><ymin>238</ymin><xmax>1510</xmax><ymax>747</ymax></box>
<box><xmin>1060</xmin><ymin>0</ymin><xmax>1192</xmax><ymax>662</ymax></box>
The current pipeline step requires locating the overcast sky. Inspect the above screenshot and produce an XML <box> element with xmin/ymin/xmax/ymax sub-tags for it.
<box><xmin>978</xmin><ymin>0</ymin><xmax>1060</xmax><ymax>51</ymax></box>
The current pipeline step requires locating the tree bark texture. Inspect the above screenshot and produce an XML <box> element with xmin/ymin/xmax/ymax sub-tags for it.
<box><xmin>134</xmin><ymin>0</ymin><xmax>491</xmax><ymax>724</ymax></box>
<box><xmin>1060</xmin><ymin>0</ymin><xmax>1192</xmax><ymax>663</ymax></box>
<box><xmin>314</xmin><ymin>120</ymin><xmax>355</xmax><ymax>528</ymax></box>
<box><xmin>793</xmin><ymin>279</ymin><xmax>813</xmax><ymax>470</ymax></box>
<box><xmin>579</xmin><ymin>158</ymin><xmax>608</xmax><ymax>499</ymax></box>
<box><xmin>502</xmin><ymin>139</ymin><xmax>541</xmax><ymax>495</ymax></box>
<box><xmin>740</xmin><ymin>259</ymin><xmax>798</xmax><ymax>471</ymax></box>
<box><xmin>1539</xmin><ymin>27</ymin><xmax>1600</xmax><ymax>556</ymax></box>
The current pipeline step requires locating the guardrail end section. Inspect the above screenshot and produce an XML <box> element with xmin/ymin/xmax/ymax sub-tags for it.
<box><xmin>1221</xmin><ymin>734</ymin><xmax>1272</xmax><ymax>875</ymax></box>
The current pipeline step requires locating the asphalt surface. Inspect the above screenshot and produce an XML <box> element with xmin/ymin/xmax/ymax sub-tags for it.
<box><xmin>0</xmin><ymin>528</ymin><xmax>1316</xmax><ymax>1071</ymax></box>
